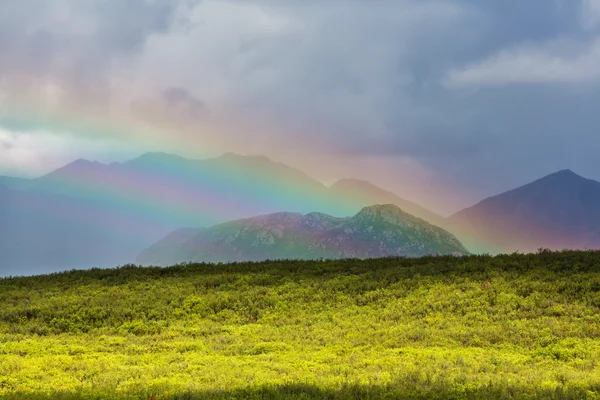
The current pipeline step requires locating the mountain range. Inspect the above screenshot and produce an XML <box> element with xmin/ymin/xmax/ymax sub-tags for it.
<box><xmin>0</xmin><ymin>152</ymin><xmax>445</xmax><ymax>275</ymax></box>
<box><xmin>21</xmin><ymin>152</ymin><xmax>445</xmax><ymax>226</ymax></box>
<box><xmin>137</xmin><ymin>204</ymin><xmax>468</xmax><ymax>266</ymax></box>
<box><xmin>2</xmin><ymin>151</ymin><xmax>600</xmax><ymax>276</ymax></box>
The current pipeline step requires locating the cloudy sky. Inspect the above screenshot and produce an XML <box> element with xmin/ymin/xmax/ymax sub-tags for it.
<box><xmin>1</xmin><ymin>0</ymin><xmax>600</xmax><ymax>215</ymax></box>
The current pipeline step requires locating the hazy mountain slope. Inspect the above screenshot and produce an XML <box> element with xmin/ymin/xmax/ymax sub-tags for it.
<box><xmin>0</xmin><ymin>176</ymin><xmax>31</xmax><ymax>190</ymax></box>
<box><xmin>448</xmin><ymin>169</ymin><xmax>600</xmax><ymax>253</ymax></box>
<box><xmin>137</xmin><ymin>204</ymin><xmax>468</xmax><ymax>266</ymax></box>
<box><xmin>0</xmin><ymin>185</ymin><xmax>169</xmax><ymax>276</ymax></box>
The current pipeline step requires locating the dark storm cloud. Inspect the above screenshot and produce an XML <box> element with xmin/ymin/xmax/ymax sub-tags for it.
<box><xmin>197</xmin><ymin>0</ymin><xmax>599</xmax><ymax>176</ymax></box>
<box><xmin>298</xmin><ymin>0</ymin><xmax>600</xmax><ymax>200</ymax></box>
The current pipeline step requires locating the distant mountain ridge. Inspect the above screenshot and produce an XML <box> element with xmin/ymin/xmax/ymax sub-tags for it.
<box><xmin>137</xmin><ymin>204</ymin><xmax>468</xmax><ymax>266</ymax></box>
<box><xmin>28</xmin><ymin>152</ymin><xmax>443</xmax><ymax>226</ymax></box>
<box><xmin>448</xmin><ymin>169</ymin><xmax>600</xmax><ymax>253</ymax></box>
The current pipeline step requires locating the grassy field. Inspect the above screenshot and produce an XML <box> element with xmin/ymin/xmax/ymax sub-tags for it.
<box><xmin>1</xmin><ymin>250</ymin><xmax>600</xmax><ymax>399</ymax></box>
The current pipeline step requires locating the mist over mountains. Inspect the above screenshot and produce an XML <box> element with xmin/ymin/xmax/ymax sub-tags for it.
<box><xmin>0</xmin><ymin>152</ymin><xmax>444</xmax><ymax>276</ymax></box>
<box><xmin>2</xmin><ymin>151</ymin><xmax>600</xmax><ymax>276</ymax></box>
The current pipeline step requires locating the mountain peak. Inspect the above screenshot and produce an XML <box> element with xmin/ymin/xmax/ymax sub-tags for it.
<box><xmin>355</xmin><ymin>204</ymin><xmax>410</xmax><ymax>223</ymax></box>
<box><xmin>46</xmin><ymin>158</ymin><xmax>106</xmax><ymax>176</ymax></box>
<box><xmin>548</xmin><ymin>169</ymin><xmax>580</xmax><ymax>178</ymax></box>
<box><xmin>558</xmin><ymin>168</ymin><xmax>575</xmax><ymax>174</ymax></box>
<box><xmin>532</xmin><ymin>168</ymin><xmax>590</xmax><ymax>188</ymax></box>
<box><xmin>70</xmin><ymin>158</ymin><xmax>97</xmax><ymax>167</ymax></box>
<box><xmin>360</xmin><ymin>204</ymin><xmax>404</xmax><ymax>214</ymax></box>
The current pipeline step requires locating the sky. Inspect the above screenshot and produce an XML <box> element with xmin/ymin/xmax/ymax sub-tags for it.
<box><xmin>1</xmin><ymin>0</ymin><xmax>600</xmax><ymax>215</ymax></box>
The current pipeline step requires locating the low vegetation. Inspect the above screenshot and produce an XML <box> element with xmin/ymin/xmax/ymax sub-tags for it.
<box><xmin>1</xmin><ymin>250</ymin><xmax>600</xmax><ymax>399</ymax></box>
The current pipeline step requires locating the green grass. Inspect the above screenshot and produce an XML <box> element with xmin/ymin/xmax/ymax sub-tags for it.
<box><xmin>1</xmin><ymin>250</ymin><xmax>600</xmax><ymax>399</ymax></box>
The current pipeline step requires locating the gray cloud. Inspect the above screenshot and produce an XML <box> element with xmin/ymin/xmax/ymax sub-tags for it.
<box><xmin>446</xmin><ymin>38</ymin><xmax>600</xmax><ymax>86</ymax></box>
<box><xmin>0</xmin><ymin>0</ymin><xmax>182</xmax><ymax>115</ymax></box>
<box><xmin>162</xmin><ymin>87</ymin><xmax>206</xmax><ymax>116</ymax></box>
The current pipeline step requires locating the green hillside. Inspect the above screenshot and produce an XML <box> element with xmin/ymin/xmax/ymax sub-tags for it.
<box><xmin>137</xmin><ymin>204</ymin><xmax>468</xmax><ymax>266</ymax></box>
<box><xmin>1</xmin><ymin>251</ymin><xmax>600</xmax><ymax>399</ymax></box>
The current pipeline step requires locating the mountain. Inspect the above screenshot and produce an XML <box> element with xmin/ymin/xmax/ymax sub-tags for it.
<box><xmin>137</xmin><ymin>204</ymin><xmax>468</xmax><ymax>266</ymax></box>
<box><xmin>448</xmin><ymin>169</ymin><xmax>600</xmax><ymax>253</ymax></box>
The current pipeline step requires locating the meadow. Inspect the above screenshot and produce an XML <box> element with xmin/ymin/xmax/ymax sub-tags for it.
<box><xmin>1</xmin><ymin>250</ymin><xmax>600</xmax><ymax>399</ymax></box>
